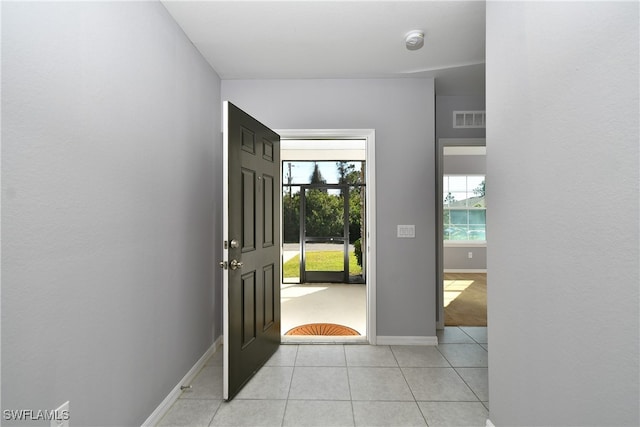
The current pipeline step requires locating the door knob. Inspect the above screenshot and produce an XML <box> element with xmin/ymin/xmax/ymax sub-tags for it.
<box><xmin>229</xmin><ymin>259</ymin><xmax>243</xmax><ymax>270</ymax></box>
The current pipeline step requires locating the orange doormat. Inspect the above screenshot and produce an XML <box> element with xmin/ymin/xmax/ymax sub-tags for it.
<box><xmin>285</xmin><ymin>323</ymin><xmax>360</xmax><ymax>336</ymax></box>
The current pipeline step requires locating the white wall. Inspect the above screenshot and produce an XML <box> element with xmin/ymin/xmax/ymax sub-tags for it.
<box><xmin>1</xmin><ymin>2</ymin><xmax>221</xmax><ymax>425</ymax></box>
<box><xmin>222</xmin><ymin>79</ymin><xmax>436</xmax><ymax>337</ymax></box>
<box><xmin>487</xmin><ymin>2</ymin><xmax>639</xmax><ymax>425</ymax></box>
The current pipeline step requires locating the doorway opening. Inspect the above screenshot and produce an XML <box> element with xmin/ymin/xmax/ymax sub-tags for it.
<box><xmin>277</xmin><ymin>131</ymin><xmax>376</xmax><ymax>343</ymax></box>
<box><xmin>284</xmin><ymin>175</ymin><xmax>365</xmax><ymax>284</ymax></box>
<box><xmin>436</xmin><ymin>139</ymin><xmax>487</xmax><ymax>329</ymax></box>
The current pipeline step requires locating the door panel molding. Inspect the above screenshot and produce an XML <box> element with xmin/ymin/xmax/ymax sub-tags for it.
<box><xmin>263</xmin><ymin>174</ymin><xmax>274</xmax><ymax>247</ymax></box>
<box><xmin>241</xmin><ymin>168</ymin><xmax>256</xmax><ymax>252</ymax></box>
<box><xmin>241</xmin><ymin>271</ymin><xmax>257</xmax><ymax>348</ymax></box>
<box><xmin>262</xmin><ymin>264</ymin><xmax>275</xmax><ymax>330</ymax></box>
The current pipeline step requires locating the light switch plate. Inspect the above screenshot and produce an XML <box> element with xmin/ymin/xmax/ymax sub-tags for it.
<box><xmin>397</xmin><ymin>225</ymin><xmax>415</xmax><ymax>238</ymax></box>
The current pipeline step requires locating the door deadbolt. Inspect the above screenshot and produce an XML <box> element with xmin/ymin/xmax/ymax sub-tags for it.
<box><xmin>230</xmin><ymin>239</ymin><xmax>240</xmax><ymax>249</ymax></box>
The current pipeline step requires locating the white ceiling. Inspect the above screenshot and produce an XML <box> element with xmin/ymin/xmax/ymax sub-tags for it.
<box><xmin>162</xmin><ymin>0</ymin><xmax>486</xmax><ymax>96</ymax></box>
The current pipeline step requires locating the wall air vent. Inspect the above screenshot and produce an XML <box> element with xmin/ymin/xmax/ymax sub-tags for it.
<box><xmin>453</xmin><ymin>111</ymin><xmax>486</xmax><ymax>129</ymax></box>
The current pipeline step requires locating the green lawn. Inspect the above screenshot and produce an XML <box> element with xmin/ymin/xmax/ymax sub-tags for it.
<box><xmin>283</xmin><ymin>251</ymin><xmax>362</xmax><ymax>278</ymax></box>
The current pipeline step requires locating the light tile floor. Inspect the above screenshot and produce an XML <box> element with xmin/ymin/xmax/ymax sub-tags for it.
<box><xmin>157</xmin><ymin>327</ymin><xmax>488</xmax><ymax>427</ymax></box>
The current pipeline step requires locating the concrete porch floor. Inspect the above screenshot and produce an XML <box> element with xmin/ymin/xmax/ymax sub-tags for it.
<box><xmin>281</xmin><ymin>282</ymin><xmax>366</xmax><ymax>338</ymax></box>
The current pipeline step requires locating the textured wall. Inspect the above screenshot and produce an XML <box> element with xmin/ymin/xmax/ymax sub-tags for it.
<box><xmin>2</xmin><ymin>2</ymin><xmax>221</xmax><ymax>425</ymax></box>
<box><xmin>486</xmin><ymin>2</ymin><xmax>639</xmax><ymax>425</ymax></box>
<box><xmin>222</xmin><ymin>79</ymin><xmax>436</xmax><ymax>338</ymax></box>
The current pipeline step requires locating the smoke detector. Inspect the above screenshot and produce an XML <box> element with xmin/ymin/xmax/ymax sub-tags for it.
<box><xmin>405</xmin><ymin>31</ymin><xmax>425</xmax><ymax>50</ymax></box>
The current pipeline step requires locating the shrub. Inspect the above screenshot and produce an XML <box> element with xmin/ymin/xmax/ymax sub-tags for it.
<box><xmin>354</xmin><ymin>238</ymin><xmax>363</xmax><ymax>267</ymax></box>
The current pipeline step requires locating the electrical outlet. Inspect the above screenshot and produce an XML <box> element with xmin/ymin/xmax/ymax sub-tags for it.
<box><xmin>468</xmin><ymin>251</ymin><xmax>473</xmax><ymax>259</ymax></box>
<box><xmin>50</xmin><ymin>401</ymin><xmax>69</xmax><ymax>427</ymax></box>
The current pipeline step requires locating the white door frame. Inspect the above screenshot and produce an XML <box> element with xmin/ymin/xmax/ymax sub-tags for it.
<box><xmin>275</xmin><ymin>129</ymin><xmax>377</xmax><ymax>344</ymax></box>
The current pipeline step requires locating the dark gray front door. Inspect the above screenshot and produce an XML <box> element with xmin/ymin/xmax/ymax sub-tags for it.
<box><xmin>223</xmin><ymin>102</ymin><xmax>280</xmax><ymax>400</ymax></box>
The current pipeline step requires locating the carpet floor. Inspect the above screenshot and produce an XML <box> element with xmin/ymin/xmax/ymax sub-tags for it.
<box><xmin>444</xmin><ymin>272</ymin><xmax>487</xmax><ymax>326</ymax></box>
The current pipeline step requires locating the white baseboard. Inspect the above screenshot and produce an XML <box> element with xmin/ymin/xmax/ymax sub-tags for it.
<box><xmin>486</xmin><ymin>419</ymin><xmax>495</xmax><ymax>427</ymax></box>
<box><xmin>376</xmin><ymin>336</ymin><xmax>438</xmax><ymax>345</ymax></box>
<box><xmin>444</xmin><ymin>269</ymin><xmax>487</xmax><ymax>273</ymax></box>
<box><xmin>142</xmin><ymin>336</ymin><xmax>222</xmax><ymax>427</ymax></box>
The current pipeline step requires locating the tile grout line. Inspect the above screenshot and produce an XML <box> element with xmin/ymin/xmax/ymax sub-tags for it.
<box><xmin>342</xmin><ymin>345</ymin><xmax>358</xmax><ymax>427</ymax></box>
<box><xmin>452</xmin><ymin>365</ymin><xmax>487</xmax><ymax>404</ymax></box>
<box><xmin>280</xmin><ymin>344</ymin><xmax>300</xmax><ymax>427</ymax></box>
<box><xmin>438</xmin><ymin>336</ymin><xmax>488</xmax><ymax>407</ymax></box>
<box><xmin>171</xmin><ymin>339</ymin><xmax>490</xmax><ymax>426</ymax></box>
<box><xmin>458</xmin><ymin>326</ymin><xmax>487</xmax><ymax>345</ymax></box>
<box><xmin>391</xmin><ymin>346</ymin><xmax>431</xmax><ymax>426</ymax></box>
<box><xmin>435</xmin><ymin>342</ymin><xmax>485</xmax><ymax>404</ymax></box>
<box><xmin>206</xmin><ymin>400</ymin><xmax>220</xmax><ymax>427</ymax></box>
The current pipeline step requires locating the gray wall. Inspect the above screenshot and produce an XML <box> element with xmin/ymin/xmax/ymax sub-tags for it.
<box><xmin>443</xmin><ymin>154</ymin><xmax>486</xmax><ymax>270</ymax></box>
<box><xmin>1</xmin><ymin>2</ymin><xmax>221</xmax><ymax>425</ymax></box>
<box><xmin>222</xmin><ymin>79</ymin><xmax>436</xmax><ymax>337</ymax></box>
<box><xmin>436</xmin><ymin>96</ymin><xmax>485</xmax><ymax>139</ymax></box>
<box><xmin>443</xmin><ymin>155</ymin><xmax>486</xmax><ymax>175</ymax></box>
<box><xmin>437</xmin><ymin>96</ymin><xmax>486</xmax><ymax>271</ymax></box>
<box><xmin>487</xmin><ymin>2</ymin><xmax>639</xmax><ymax>426</ymax></box>
<box><xmin>444</xmin><ymin>246</ymin><xmax>486</xmax><ymax>271</ymax></box>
